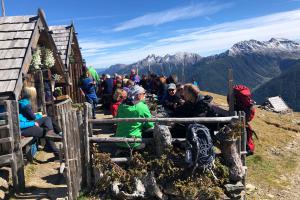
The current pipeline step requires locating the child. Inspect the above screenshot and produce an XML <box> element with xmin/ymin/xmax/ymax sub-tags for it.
<box><xmin>110</xmin><ymin>89</ymin><xmax>127</xmax><ymax>117</ymax></box>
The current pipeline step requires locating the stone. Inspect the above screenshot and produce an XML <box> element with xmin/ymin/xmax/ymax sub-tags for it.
<box><xmin>246</xmin><ymin>183</ymin><xmax>256</xmax><ymax>192</ymax></box>
<box><xmin>224</xmin><ymin>181</ymin><xmax>244</xmax><ymax>193</ymax></box>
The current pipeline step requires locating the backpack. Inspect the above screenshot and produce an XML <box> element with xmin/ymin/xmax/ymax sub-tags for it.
<box><xmin>185</xmin><ymin>124</ymin><xmax>215</xmax><ymax>173</ymax></box>
<box><xmin>232</xmin><ymin>85</ymin><xmax>256</xmax><ymax>154</ymax></box>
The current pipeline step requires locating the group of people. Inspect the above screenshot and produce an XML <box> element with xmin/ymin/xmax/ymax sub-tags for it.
<box><xmin>79</xmin><ymin>67</ymin><xmax>226</xmax><ymax>149</ymax></box>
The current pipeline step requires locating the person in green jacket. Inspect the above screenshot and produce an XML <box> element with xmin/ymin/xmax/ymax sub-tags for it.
<box><xmin>115</xmin><ymin>85</ymin><xmax>154</xmax><ymax>148</ymax></box>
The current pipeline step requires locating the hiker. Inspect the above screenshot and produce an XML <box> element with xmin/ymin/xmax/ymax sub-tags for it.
<box><xmin>115</xmin><ymin>85</ymin><xmax>154</xmax><ymax>149</ymax></box>
<box><xmin>129</xmin><ymin>69</ymin><xmax>140</xmax><ymax>84</ymax></box>
<box><xmin>171</xmin><ymin>84</ymin><xmax>226</xmax><ymax>137</ymax></box>
<box><xmin>162</xmin><ymin>83</ymin><xmax>183</xmax><ymax>112</ymax></box>
<box><xmin>100</xmin><ymin>74</ymin><xmax>114</xmax><ymax>110</ymax></box>
<box><xmin>19</xmin><ymin>87</ymin><xmax>62</xmax><ymax>157</ymax></box>
<box><xmin>110</xmin><ymin>89</ymin><xmax>127</xmax><ymax>117</ymax></box>
<box><xmin>156</xmin><ymin>76</ymin><xmax>168</xmax><ymax>104</ymax></box>
<box><xmin>140</xmin><ymin>74</ymin><xmax>149</xmax><ymax>91</ymax></box>
<box><xmin>123</xmin><ymin>79</ymin><xmax>134</xmax><ymax>93</ymax></box>
<box><xmin>79</xmin><ymin>69</ymin><xmax>98</xmax><ymax>119</ymax></box>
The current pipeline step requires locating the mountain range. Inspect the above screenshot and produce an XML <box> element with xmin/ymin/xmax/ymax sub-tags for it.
<box><xmin>103</xmin><ymin>38</ymin><xmax>300</xmax><ymax>111</ymax></box>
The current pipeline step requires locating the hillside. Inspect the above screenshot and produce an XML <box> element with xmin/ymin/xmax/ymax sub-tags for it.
<box><xmin>253</xmin><ymin>59</ymin><xmax>300</xmax><ymax>111</ymax></box>
<box><xmin>203</xmin><ymin>91</ymin><xmax>300</xmax><ymax>200</ymax></box>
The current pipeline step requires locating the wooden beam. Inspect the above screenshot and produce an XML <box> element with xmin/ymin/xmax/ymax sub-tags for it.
<box><xmin>0</xmin><ymin>154</ymin><xmax>12</xmax><ymax>166</ymax></box>
<box><xmin>0</xmin><ymin>137</ymin><xmax>12</xmax><ymax>144</ymax></box>
<box><xmin>89</xmin><ymin>137</ymin><xmax>186</xmax><ymax>143</ymax></box>
<box><xmin>89</xmin><ymin>116</ymin><xmax>239</xmax><ymax>124</ymax></box>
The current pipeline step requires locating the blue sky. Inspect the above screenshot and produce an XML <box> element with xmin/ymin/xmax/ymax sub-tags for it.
<box><xmin>5</xmin><ymin>0</ymin><xmax>300</xmax><ymax>68</ymax></box>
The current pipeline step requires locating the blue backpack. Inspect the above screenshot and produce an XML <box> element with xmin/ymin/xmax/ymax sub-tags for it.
<box><xmin>185</xmin><ymin>124</ymin><xmax>215</xmax><ymax>173</ymax></box>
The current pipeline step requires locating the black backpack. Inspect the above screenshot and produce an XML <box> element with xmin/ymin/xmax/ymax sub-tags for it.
<box><xmin>185</xmin><ymin>124</ymin><xmax>215</xmax><ymax>173</ymax></box>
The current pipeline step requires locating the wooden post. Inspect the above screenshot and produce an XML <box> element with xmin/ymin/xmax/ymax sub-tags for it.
<box><xmin>241</xmin><ymin>111</ymin><xmax>247</xmax><ymax>186</ymax></box>
<box><xmin>61</xmin><ymin>110</ymin><xmax>73</xmax><ymax>199</ymax></box>
<box><xmin>83</xmin><ymin>103</ymin><xmax>92</xmax><ymax>189</ymax></box>
<box><xmin>6</xmin><ymin>100</ymin><xmax>25</xmax><ymax>193</ymax></box>
<box><xmin>76</xmin><ymin>110</ymin><xmax>84</xmax><ymax>188</ymax></box>
<box><xmin>228</xmin><ymin>68</ymin><xmax>235</xmax><ymax>116</ymax></box>
<box><xmin>36</xmin><ymin>70</ymin><xmax>47</xmax><ymax>114</ymax></box>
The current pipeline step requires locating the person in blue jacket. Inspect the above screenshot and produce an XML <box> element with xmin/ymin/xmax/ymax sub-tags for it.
<box><xmin>79</xmin><ymin>70</ymin><xmax>98</xmax><ymax>118</ymax></box>
<box><xmin>19</xmin><ymin>87</ymin><xmax>62</xmax><ymax>156</ymax></box>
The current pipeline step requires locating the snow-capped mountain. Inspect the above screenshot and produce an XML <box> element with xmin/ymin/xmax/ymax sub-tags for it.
<box><xmin>227</xmin><ymin>38</ymin><xmax>300</xmax><ymax>56</ymax></box>
<box><xmin>134</xmin><ymin>52</ymin><xmax>202</xmax><ymax>66</ymax></box>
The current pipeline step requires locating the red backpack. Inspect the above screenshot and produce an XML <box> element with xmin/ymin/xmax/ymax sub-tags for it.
<box><xmin>233</xmin><ymin>85</ymin><xmax>256</xmax><ymax>154</ymax></box>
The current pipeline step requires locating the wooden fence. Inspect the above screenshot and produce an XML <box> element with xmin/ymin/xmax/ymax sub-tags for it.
<box><xmin>55</xmin><ymin>99</ymin><xmax>86</xmax><ymax>200</ymax></box>
<box><xmin>81</xmin><ymin>103</ymin><xmax>248</xmax><ymax>190</ymax></box>
<box><xmin>0</xmin><ymin>100</ymin><xmax>25</xmax><ymax>193</ymax></box>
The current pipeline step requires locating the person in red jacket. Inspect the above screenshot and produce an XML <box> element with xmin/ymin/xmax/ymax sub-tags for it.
<box><xmin>110</xmin><ymin>89</ymin><xmax>127</xmax><ymax>117</ymax></box>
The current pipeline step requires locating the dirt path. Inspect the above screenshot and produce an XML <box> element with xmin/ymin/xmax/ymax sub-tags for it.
<box><xmin>13</xmin><ymin>151</ymin><xmax>67</xmax><ymax>200</ymax></box>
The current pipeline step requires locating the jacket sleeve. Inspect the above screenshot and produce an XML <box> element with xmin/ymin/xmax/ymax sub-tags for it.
<box><xmin>20</xmin><ymin>120</ymin><xmax>35</xmax><ymax>129</ymax></box>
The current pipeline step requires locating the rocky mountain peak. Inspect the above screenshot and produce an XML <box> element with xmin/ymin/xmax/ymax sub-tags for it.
<box><xmin>228</xmin><ymin>38</ymin><xmax>300</xmax><ymax>56</ymax></box>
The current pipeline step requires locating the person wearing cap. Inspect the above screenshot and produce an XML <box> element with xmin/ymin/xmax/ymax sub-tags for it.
<box><xmin>162</xmin><ymin>83</ymin><xmax>183</xmax><ymax>112</ymax></box>
<box><xmin>115</xmin><ymin>85</ymin><xmax>154</xmax><ymax>148</ymax></box>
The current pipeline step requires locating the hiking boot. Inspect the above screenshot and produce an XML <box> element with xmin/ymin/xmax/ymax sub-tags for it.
<box><xmin>45</xmin><ymin>130</ymin><xmax>62</xmax><ymax>139</ymax></box>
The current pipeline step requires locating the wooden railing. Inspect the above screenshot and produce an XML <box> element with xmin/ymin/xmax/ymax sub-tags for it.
<box><xmin>0</xmin><ymin>100</ymin><xmax>25</xmax><ymax>193</ymax></box>
<box><xmin>82</xmin><ymin>103</ymin><xmax>248</xmax><ymax>191</ymax></box>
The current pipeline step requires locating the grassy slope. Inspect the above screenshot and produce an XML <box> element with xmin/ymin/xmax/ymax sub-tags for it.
<box><xmin>203</xmin><ymin>91</ymin><xmax>300</xmax><ymax>199</ymax></box>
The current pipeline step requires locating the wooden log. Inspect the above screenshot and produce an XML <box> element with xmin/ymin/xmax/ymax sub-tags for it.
<box><xmin>0</xmin><ymin>112</ymin><xmax>8</xmax><ymax>117</ymax></box>
<box><xmin>36</xmin><ymin>70</ymin><xmax>47</xmax><ymax>114</ymax></box>
<box><xmin>83</xmin><ymin>103</ymin><xmax>91</xmax><ymax>189</ymax></box>
<box><xmin>89</xmin><ymin>116</ymin><xmax>239</xmax><ymax>124</ymax></box>
<box><xmin>89</xmin><ymin>137</ymin><xmax>186</xmax><ymax>143</ymax></box>
<box><xmin>7</xmin><ymin>100</ymin><xmax>25</xmax><ymax>193</ymax></box>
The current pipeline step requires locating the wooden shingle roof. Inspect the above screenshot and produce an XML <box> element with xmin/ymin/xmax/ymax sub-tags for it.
<box><xmin>49</xmin><ymin>25</ymin><xmax>72</xmax><ymax>68</ymax></box>
<box><xmin>0</xmin><ymin>15</ymin><xmax>38</xmax><ymax>95</ymax></box>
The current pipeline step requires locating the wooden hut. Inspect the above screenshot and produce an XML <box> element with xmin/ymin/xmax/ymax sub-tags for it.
<box><xmin>0</xmin><ymin>9</ymin><xmax>67</xmax><ymax>193</ymax></box>
<box><xmin>49</xmin><ymin>24</ymin><xmax>84</xmax><ymax>103</ymax></box>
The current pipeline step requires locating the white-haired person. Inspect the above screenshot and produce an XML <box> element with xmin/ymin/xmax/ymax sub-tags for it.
<box><xmin>115</xmin><ymin>85</ymin><xmax>154</xmax><ymax>149</ymax></box>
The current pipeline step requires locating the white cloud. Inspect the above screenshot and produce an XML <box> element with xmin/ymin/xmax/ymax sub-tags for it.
<box><xmin>80</xmin><ymin>39</ymin><xmax>137</xmax><ymax>57</ymax></box>
<box><xmin>113</xmin><ymin>2</ymin><xmax>233</xmax><ymax>31</ymax></box>
<box><xmin>85</xmin><ymin>9</ymin><xmax>300</xmax><ymax>68</ymax></box>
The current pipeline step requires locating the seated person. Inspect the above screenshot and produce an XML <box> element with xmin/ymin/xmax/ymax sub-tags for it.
<box><xmin>115</xmin><ymin>85</ymin><xmax>154</xmax><ymax>149</ymax></box>
<box><xmin>110</xmin><ymin>89</ymin><xmax>127</xmax><ymax>117</ymax></box>
<box><xmin>162</xmin><ymin>83</ymin><xmax>183</xmax><ymax>112</ymax></box>
<box><xmin>19</xmin><ymin>87</ymin><xmax>62</xmax><ymax>157</ymax></box>
<box><xmin>172</xmin><ymin>84</ymin><xmax>225</xmax><ymax>138</ymax></box>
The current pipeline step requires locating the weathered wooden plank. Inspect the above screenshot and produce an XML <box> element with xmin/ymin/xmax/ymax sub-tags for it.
<box><xmin>55</xmin><ymin>41</ymin><xmax>68</xmax><ymax>46</ymax></box>
<box><xmin>53</xmin><ymin>37</ymin><xmax>69</xmax><ymax>42</ymax></box>
<box><xmin>0</xmin><ymin>23</ymin><xmax>35</xmax><ymax>32</ymax></box>
<box><xmin>0</xmin><ymin>137</ymin><xmax>11</xmax><ymax>144</ymax></box>
<box><xmin>89</xmin><ymin>116</ymin><xmax>239</xmax><ymax>124</ymax></box>
<box><xmin>0</xmin><ymin>124</ymin><xmax>9</xmax><ymax>130</ymax></box>
<box><xmin>0</xmin><ymin>80</ymin><xmax>16</xmax><ymax>93</ymax></box>
<box><xmin>0</xmin><ymin>154</ymin><xmax>12</xmax><ymax>165</ymax></box>
<box><xmin>0</xmin><ymin>58</ymin><xmax>23</xmax><ymax>69</ymax></box>
<box><xmin>20</xmin><ymin>137</ymin><xmax>33</xmax><ymax>148</ymax></box>
<box><xmin>51</xmin><ymin>29</ymin><xmax>69</xmax><ymax>34</ymax></box>
<box><xmin>89</xmin><ymin>137</ymin><xmax>185</xmax><ymax>143</ymax></box>
<box><xmin>0</xmin><ymin>69</ymin><xmax>19</xmax><ymax>80</ymax></box>
<box><xmin>0</xmin><ymin>49</ymin><xmax>26</xmax><ymax>59</ymax></box>
<box><xmin>0</xmin><ymin>39</ymin><xmax>29</xmax><ymax>49</ymax></box>
<box><xmin>49</xmin><ymin>25</ymin><xmax>68</xmax><ymax>30</ymax></box>
<box><xmin>0</xmin><ymin>112</ymin><xmax>8</xmax><ymax>117</ymax></box>
<box><xmin>52</xmin><ymin>33</ymin><xmax>70</xmax><ymax>38</ymax></box>
<box><xmin>0</xmin><ymin>31</ymin><xmax>32</xmax><ymax>40</ymax></box>
<box><xmin>0</xmin><ymin>16</ymin><xmax>35</xmax><ymax>24</ymax></box>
